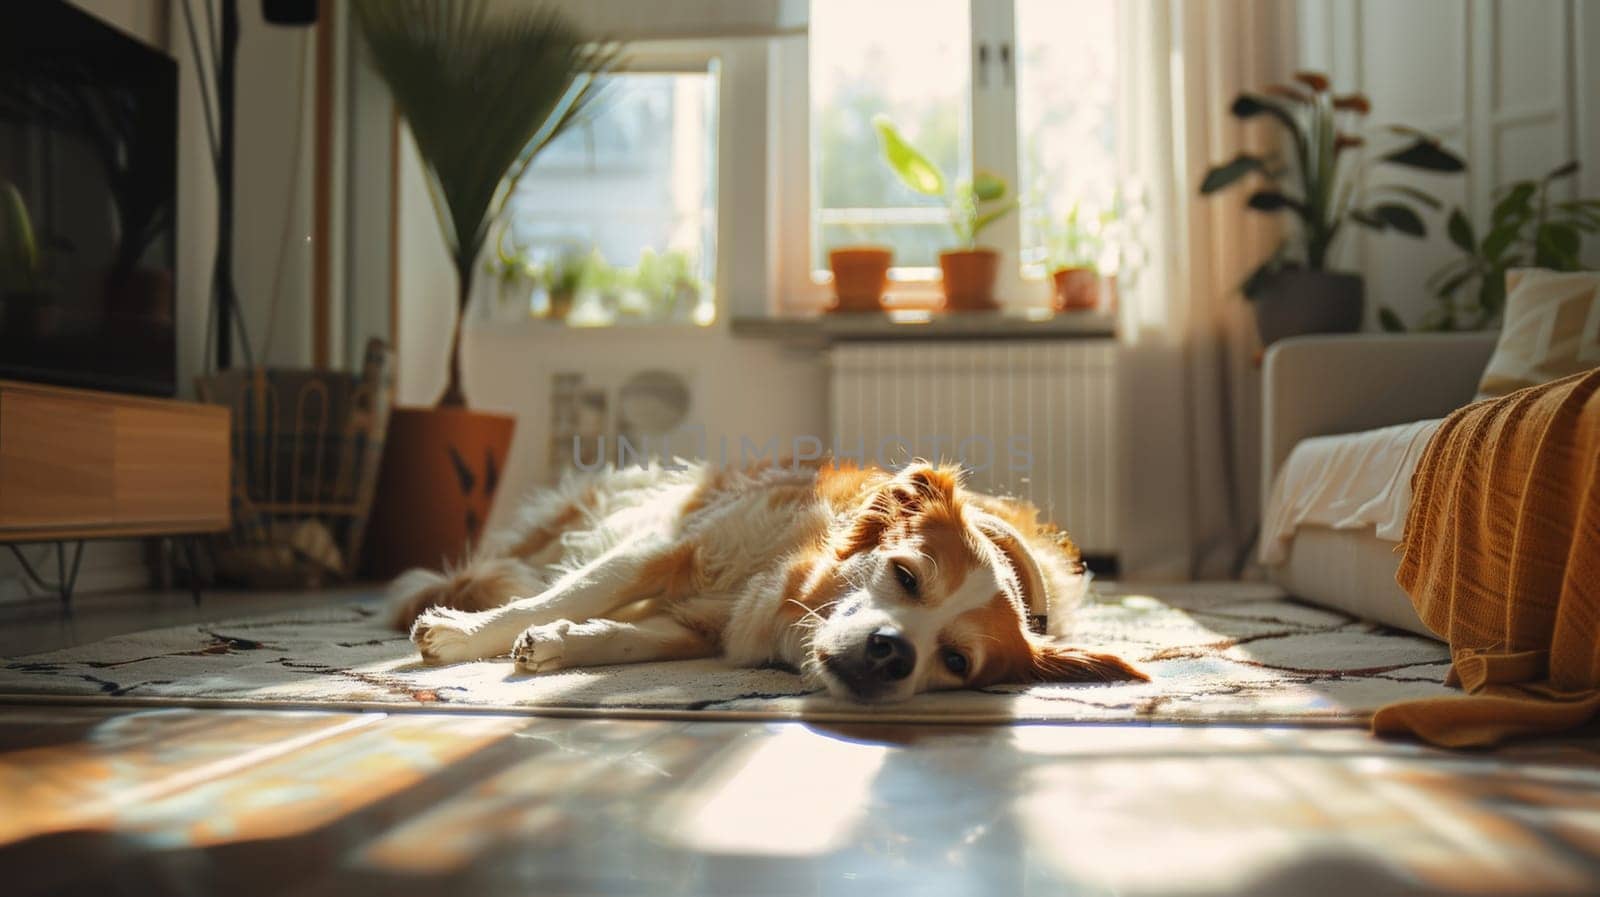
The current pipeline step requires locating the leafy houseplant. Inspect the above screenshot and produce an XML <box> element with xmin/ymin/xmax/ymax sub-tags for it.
<box><xmin>875</xmin><ymin>115</ymin><xmax>1016</xmax><ymax>311</ymax></box>
<box><xmin>1199</xmin><ymin>70</ymin><xmax>1465</xmax><ymax>344</ymax></box>
<box><xmin>1381</xmin><ymin>161</ymin><xmax>1600</xmax><ymax>332</ymax></box>
<box><xmin>353</xmin><ymin>0</ymin><xmax>613</xmax><ymax>577</ymax></box>
<box><xmin>1048</xmin><ymin>201</ymin><xmax>1112</xmax><ymax>311</ymax></box>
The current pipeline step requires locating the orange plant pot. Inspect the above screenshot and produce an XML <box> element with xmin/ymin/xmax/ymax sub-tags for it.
<box><xmin>828</xmin><ymin>246</ymin><xmax>893</xmax><ymax>312</ymax></box>
<box><xmin>361</xmin><ymin>406</ymin><xmax>516</xmax><ymax>579</ymax></box>
<box><xmin>939</xmin><ymin>248</ymin><xmax>1000</xmax><ymax>311</ymax></box>
<box><xmin>1051</xmin><ymin>266</ymin><xmax>1100</xmax><ymax>311</ymax></box>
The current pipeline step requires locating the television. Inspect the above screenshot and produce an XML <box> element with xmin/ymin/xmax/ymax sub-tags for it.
<box><xmin>0</xmin><ymin>0</ymin><xmax>178</xmax><ymax>397</ymax></box>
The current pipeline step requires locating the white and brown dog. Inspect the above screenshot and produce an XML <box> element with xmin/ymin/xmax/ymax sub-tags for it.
<box><xmin>392</xmin><ymin>460</ymin><xmax>1145</xmax><ymax>702</ymax></box>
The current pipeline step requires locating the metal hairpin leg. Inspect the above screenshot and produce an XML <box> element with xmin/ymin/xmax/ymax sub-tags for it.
<box><xmin>6</xmin><ymin>541</ymin><xmax>85</xmax><ymax>612</ymax></box>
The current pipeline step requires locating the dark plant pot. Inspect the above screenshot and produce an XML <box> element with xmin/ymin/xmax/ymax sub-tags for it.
<box><xmin>361</xmin><ymin>406</ymin><xmax>516</xmax><ymax>579</ymax></box>
<box><xmin>1250</xmin><ymin>269</ymin><xmax>1364</xmax><ymax>346</ymax></box>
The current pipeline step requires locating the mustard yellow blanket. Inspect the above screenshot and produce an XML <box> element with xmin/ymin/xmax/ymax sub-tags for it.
<box><xmin>1372</xmin><ymin>367</ymin><xmax>1600</xmax><ymax>747</ymax></box>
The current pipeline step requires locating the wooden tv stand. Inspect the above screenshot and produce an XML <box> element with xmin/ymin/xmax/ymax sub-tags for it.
<box><xmin>0</xmin><ymin>380</ymin><xmax>230</xmax><ymax>595</ymax></box>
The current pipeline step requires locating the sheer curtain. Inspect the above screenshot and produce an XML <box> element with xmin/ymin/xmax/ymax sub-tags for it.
<box><xmin>1115</xmin><ymin>0</ymin><xmax>1297</xmax><ymax>579</ymax></box>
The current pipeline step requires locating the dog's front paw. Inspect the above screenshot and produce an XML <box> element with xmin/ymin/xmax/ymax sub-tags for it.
<box><xmin>411</xmin><ymin>608</ymin><xmax>488</xmax><ymax>664</ymax></box>
<box><xmin>513</xmin><ymin>620</ymin><xmax>572</xmax><ymax>673</ymax></box>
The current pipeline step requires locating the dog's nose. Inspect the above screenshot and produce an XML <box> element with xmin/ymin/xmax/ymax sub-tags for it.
<box><xmin>864</xmin><ymin>627</ymin><xmax>915</xmax><ymax>681</ymax></box>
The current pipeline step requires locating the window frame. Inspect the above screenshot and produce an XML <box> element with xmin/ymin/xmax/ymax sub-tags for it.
<box><xmin>771</xmin><ymin>0</ymin><xmax>1044</xmax><ymax>314</ymax></box>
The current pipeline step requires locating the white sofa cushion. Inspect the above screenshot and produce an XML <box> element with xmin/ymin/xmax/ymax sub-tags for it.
<box><xmin>1259</xmin><ymin>418</ymin><xmax>1443</xmax><ymax>566</ymax></box>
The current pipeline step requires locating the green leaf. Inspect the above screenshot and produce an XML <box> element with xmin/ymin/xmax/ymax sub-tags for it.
<box><xmin>1247</xmin><ymin>190</ymin><xmax>1303</xmax><ymax>215</ymax></box>
<box><xmin>1378</xmin><ymin>306</ymin><xmax>1407</xmax><ymax>332</ymax></box>
<box><xmin>1371</xmin><ymin>203</ymin><xmax>1426</xmax><ymax>237</ymax></box>
<box><xmin>1348</xmin><ymin>208</ymin><xmax>1387</xmax><ymax>230</ymax></box>
<box><xmin>1481</xmin><ymin>223</ymin><xmax>1520</xmax><ymax>261</ymax></box>
<box><xmin>1546</xmin><ymin>160</ymin><xmax>1580</xmax><ymax>181</ymax></box>
<box><xmin>1492</xmin><ymin>183</ymin><xmax>1537</xmax><ymax>224</ymax></box>
<box><xmin>1447</xmin><ymin>209</ymin><xmax>1475</xmax><ymax>254</ymax></box>
<box><xmin>1230</xmin><ymin>94</ymin><xmax>1304</xmax><ymax>143</ymax></box>
<box><xmin>972</xmin><ymin>200</ymin><xmax>1018</xmax><ymax>241</ymax></box>
<box><xmin>1537</xmin><ymin>223</ymin><xmax>1581</xmax><ymax>269</ymax></box>
<box><xmin>972</xmin><ymin>170</ymin><xmax>1007</xmax><ymax>203</ymax></box>
<box><xmin>1200</xmin><ymin>154</ymin><xmax>1267</xmax><ymax>194</ymax></box>
<box><xmin>873</xmin><ymin>115</ymin><xmax>945</xmax><ymax>197</ymax></box>
<box><xmin>1381</xmin><ymin>138</ymin><xmax>1466</xmax><ymax>173</ymax></box>
<box><xmin>1372</xmin><ymin>183</ymin><xmax>1444</xmax><ymax>210</ymax></box>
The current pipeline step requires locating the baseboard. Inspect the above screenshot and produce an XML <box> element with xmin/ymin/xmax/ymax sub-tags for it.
<box><xmin>0</xmin><ymin>540</ymin><xmax>149</xmax><ymax>605</ymax></box>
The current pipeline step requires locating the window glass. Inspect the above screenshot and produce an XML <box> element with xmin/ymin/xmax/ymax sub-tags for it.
<box><xmin>809</xmin><ymin>0</ymin><xmax>970</xmax><ymax>277</ymax></box>
<box><xmin>506</xmin><ymin>69</ymin><xmax>718</xmax><ymax>326</ymax></box>
<box><xmin>1015</xmin><ymin>0</ymin><xmax>1121</xmax><ymax>279</ymax></box>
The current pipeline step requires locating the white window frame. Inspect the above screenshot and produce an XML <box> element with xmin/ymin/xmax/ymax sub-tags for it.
<box><xmin>771</xmin><ymin>0</ymin><xmax>1043</xmax><ymax>314</ymax></box>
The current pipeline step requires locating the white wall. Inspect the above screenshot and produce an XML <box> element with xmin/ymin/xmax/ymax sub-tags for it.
<box><xmin>1298</xmin><ymin>0</ymin><xmax>1598</xmax><ymax>328</ymax></box>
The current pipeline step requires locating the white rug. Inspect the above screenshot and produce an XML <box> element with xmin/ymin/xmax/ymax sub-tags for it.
<box><xmin>0</xmin><ymin>584</ymin><xmax>1457</xmax><ymax>724</ymax></box>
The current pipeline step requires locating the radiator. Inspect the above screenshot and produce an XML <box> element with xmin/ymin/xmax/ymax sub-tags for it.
<box><xmin>828</xmin><ymin>341</ymin><xmax>1120</xmax><ymax>557</ymax></box>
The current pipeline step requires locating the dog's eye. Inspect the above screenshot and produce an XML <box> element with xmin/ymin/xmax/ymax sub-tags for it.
<box><xmin>892</xmin><ymin>562</ymin><xmax>918</xmax><ymax>595</ymax></box>
<box><xmin>941</xmin><ymin>648</ymin><xmax>969</xmax><ymax>677</ymax></box>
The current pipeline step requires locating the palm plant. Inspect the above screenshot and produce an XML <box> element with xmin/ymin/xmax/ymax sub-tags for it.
<box><xmin>354</xmin><ymin>0</ymin><xmax>614</xmax><ymax>407</ymax></box>
<box><xmin>1200</xmin><ymin>71</ymin><xmax>1465</xmax><ymax>294</ymax></box>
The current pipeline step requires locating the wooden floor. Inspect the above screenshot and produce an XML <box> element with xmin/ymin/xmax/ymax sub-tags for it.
<box><xmin>3</xmin><ymin>589</ymin><xmax>1600</xmax><ymax>895</ymax></box>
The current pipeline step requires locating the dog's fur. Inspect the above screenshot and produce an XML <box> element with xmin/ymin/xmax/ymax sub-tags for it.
<box><xmin>392</xmin><ymin>460</ymin><xmax>1145</xmax><ymax>702</ymax></box>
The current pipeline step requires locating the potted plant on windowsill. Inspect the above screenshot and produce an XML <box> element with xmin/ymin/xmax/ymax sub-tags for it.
<box><xmin>1048</xmin><ymin>200</ymin><xmax>1110</xmax><ymax>311</ymax></box>
<box><xmin>1199</xmin><ymin>70</ymin><xmax>1465</xmax><ymax>345</ymax></box>
<box><xmin>827</xmin><ymin>246</ymin><xmax>894</xmax><ymax>313</ymax></box>
<box><xmin>353</xmin><ymin>0</ymin><xmax>613</xmax><ymax>577</ymax></box>
<box><xmin>875</xmin><ymin>115</ymin><xmax>1016</xmax><ymax>311</ymax></box>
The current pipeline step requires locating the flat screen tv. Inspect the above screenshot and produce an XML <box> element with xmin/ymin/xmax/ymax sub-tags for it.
<box><xmin>0</xmin><ymin>0</ymin><xmax>178</xmax><ymax>396</ymax></box>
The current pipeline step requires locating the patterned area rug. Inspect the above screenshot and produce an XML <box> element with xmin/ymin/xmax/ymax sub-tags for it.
<box><xmin>0</xmin><ymin>584</ymin><xmax>1456</xmax><ymax>724</ymax></box>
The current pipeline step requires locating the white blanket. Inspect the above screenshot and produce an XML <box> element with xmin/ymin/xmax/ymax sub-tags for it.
<box><xmin>1259</xmin><ymin>418</ymin><xmax>1444</xmax><ymax>565</ymax></box>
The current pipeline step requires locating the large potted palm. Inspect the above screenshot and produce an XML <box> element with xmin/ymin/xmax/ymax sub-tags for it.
<box><xmin>1199</xmin><ymin>71</ymin><xmax>1465</xmax><ymax>345</ymax></box>
<box><xmin>355</xmin><ymin>0</ymin><xmax>612</xmax><ymax>577</ymax></box>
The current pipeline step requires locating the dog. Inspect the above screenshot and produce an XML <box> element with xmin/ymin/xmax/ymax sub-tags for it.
<box><xmin>392</xmin><ymin>460</ymin><xmax>1146</xmax><ymax>702</ymax></box>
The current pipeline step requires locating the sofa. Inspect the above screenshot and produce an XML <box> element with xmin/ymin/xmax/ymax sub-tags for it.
<box><xmin>1258</xmin><ymin>333</ymin><xmax>1499</xmax><ymax>637</ymax></box>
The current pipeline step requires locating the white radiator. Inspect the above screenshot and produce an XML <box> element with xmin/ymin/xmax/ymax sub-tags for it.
<box><xmin>829</xmin><ymin>341</ymin><xmax>1120</xmax><ymax>557</ymax></box>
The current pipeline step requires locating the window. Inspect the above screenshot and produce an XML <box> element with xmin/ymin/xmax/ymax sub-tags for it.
<box><xmin>810</xmin><ymin>0</ymin><xmax>969</xmax><ymax>276</ymax></box>
<box><xmin>503</xmin><ymin>66</ymin><xmax>719</xmax><ymax>326</ymax></box>
<box><xmin>783</xmin><ymin>0</ymin><xmax>1127</xmax><ymax>310</ymax></box>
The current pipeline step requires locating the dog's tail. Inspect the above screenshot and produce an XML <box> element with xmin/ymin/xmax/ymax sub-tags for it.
<box><xmin>386</xmin><ymin>557</ymin><xmax>542</xmax><ymax>630</ymax></box>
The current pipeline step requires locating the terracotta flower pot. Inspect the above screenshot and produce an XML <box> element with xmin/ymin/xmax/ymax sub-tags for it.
<box><xmin>361</xmin><ymin>406</ymin><xmax>516</xmax><ymax>579</ymax></box>
<box><xmin>939</xmin><ymin>248</ymin><xmax>1000</xmax><ymax>311</ymax></box>
<box><xmin>1051</xmin><ymin>266</ymin><xmax>1100</xmax><ymax>311</ymax></box>
<box><xmin>828</xmin><ymin>246</ymin><xmax>893</xmax><ymax>312</ymax></box>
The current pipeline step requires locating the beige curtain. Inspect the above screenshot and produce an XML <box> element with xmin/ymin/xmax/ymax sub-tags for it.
<box><xmin>1116</xmin><ymin>0</ymin><xmax>1296</xmax><ymax>578</ymax></box>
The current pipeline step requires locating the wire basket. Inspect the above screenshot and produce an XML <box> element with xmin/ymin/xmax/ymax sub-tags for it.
<box><xmin>195</xmin><ymin>339</ymin><xmax>394</xmax><ymax>588</ymax></box>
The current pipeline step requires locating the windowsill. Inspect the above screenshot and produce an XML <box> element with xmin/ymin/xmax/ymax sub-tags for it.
<box><xmin>729</xmin><ymin>307</ymin><xmax>1117</xmax><ymax>343</ymax></box>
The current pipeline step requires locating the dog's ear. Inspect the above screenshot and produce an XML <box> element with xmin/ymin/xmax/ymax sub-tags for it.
<box><xmin>1027</xmin><ymin>642</ymin><xmax>1148</xmax><ymax>683</ymax></box>
<box><xmin>836</xmin><ymin>464</ymin><xmax>960</xmax><ymax>558</ymax></box>
<box><xmin>973</xmin><ymin>511</ymin><xmax>1048</xmax><ymax>623</ymax></box>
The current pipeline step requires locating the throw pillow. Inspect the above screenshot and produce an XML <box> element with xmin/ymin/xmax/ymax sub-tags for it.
<box><xmin>1476</xmin><ymin>268</ymin><xmax>1600</xmax><ymax>400</ymax></box>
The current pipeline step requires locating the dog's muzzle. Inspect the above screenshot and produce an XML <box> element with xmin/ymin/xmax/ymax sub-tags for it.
<box><xmin>823</xmin><ymin>626</ymin><xmax>916</xmax><ymax>701</ymax></box>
